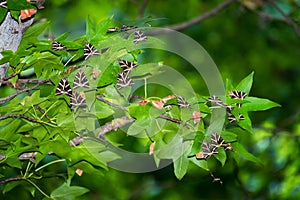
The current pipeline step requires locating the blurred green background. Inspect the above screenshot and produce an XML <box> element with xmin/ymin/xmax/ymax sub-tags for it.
<box><xmin>21</xmin><ymin>0</ymin><xmax>300</xmax><ymax>199</ymax></box>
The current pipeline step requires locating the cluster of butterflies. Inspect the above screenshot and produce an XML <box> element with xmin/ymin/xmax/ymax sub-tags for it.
<box><xmin>55</xmin><ymin>58</ymin><xmax>143</xmax><ymax>107</ymax></box>
<box><xmin>55</xmin><ymin>70</ymin><xmax>89</xmax><ymax>108</ymax></box>
<box><xmin>195</xmin><ymin>133</ymin><xmax>233</xmax><ymax>160</ymax></box>
<box><xmin>116</xmin><ymin>59</ymin><xmax>138</xmax><ymax>90</ymax></box>
<box><xmin>51</xmin><ymin>25</ymin><xmax>147</xmax><ymax>59</ymax></box>
<box><xmin>206</xmin><ymin>90</ymin><xmax>248</xmax><ymax>123</ymax></box>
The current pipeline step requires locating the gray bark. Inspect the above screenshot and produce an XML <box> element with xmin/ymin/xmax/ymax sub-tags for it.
<box><xmin>0</xmin><ymin>12</ymin><xmax>34</xmax><ymax>84</ymax></box>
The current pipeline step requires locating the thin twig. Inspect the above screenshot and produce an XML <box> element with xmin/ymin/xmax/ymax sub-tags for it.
<box><xmin>267</xmin><ymin>0</ymin><xmax>300</xmax><ymax>37</ymax></box>
<box><xmin>1</xmin><ymin>78</ymin><xmax>52</xmax><ymax>86</ymax></box>
<box><xmin>35</xmin><ymin>105</ymin><xmax>51</xmax><ymax>121</ymax></box>
<box><xmin>96</xmin><ymin>95</ymin><xmax>127</xmax><ymax>111</ymax></box>
<box><xmin>97</xmin><ymin>116</ymin><xmax>136</xmax><ymax>137</ymax></box>
<box><xmin>138</xmin><ymin>0</ymin><xmax>149</xmax><ymax>19</ymax></box>
<box><xmin>0</xmin><ymin>81</ymin><xmax>48</xmax><ymax>104</ymax></box>
<box><xmin>1</xmin><ymin>73</ymin><xmax>17</xmax><ymax>81</ymax></box>
<box><xmin>0</xmin><ymin>177</ymin><xmax>23</xmax><ymax>184</ymax></box>
<box><xmin>158</xmin><ymin>115</ymin><xmax>182</xmax><ymax>124</ymax></box>
<box><xmin>0</xmin><ymin>114</ymin><xmax>38</xmax><ymax>122</ymax></box>
<box><xmin>164</xmin><ymin>0</ymin><xmax>237</xmax><ymax>31</ymax></box>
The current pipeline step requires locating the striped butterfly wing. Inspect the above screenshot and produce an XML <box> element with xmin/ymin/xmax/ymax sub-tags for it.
<box><xmin>227</xmin><ymin>111</ymin><xmax>245</xmax><ymax>123</ymax></box>
<box><xmin>177</xmin><ymin>96</ymin><xmax>191</xmax><ymax>109</ymax></box>
<box><xmin>84</xmin><ymin>43</ymin><xmax>100</xmax><ymax>60</ymax></box>
<box><xmin>201</xmin><ymin>142</ymin><xmax>218</xmax><ymax>159</ymax></box>
<box><xmin>228</xmin><ymin>90</ymin><xmax>247</xmax><ymax>100</ymax></box>
<box><xmin>52</xmin><ymin>41</ymin><xmax>68</xmax><ymax>51</ymax></box>
<box><xmin>118</xmin><ymin>59</ymin><xmax>138</xmax><ymax>73</ymax></box>
<box><xmin>228</xmin><ymin>90</ymin><xmax>247</xmax><ymax>108</ymax></box>
<box><xmin>55</xmin><ymin>78</ymin><xmax>72</xmax><ymax>97</ymax></box>
<box><xmin>74</xmin><ymin>70</ymin><xmax>89</xmax><ymax>89</ymax></box>
<box><xmin>211</xmin><ymin>133</ymin><xmax>225</xmax><ymax>150</ymax></box>
<box><xmin>70</xmin><ymin>91</ymin><xmax>86</xmax><ymax>108</ymax></box>
<box><xmin>133</xmin><ymin>30</ymin><xmax>147</xmax><ymax>44</ymax></box>
<box><xmin>120</xmin><ymin>25</ymin><xmax>137</xmax><ymax>32</ymax></box>
<box><xmin>117</xmin><ymin>71</ymin><xmax>134</xmax><ymax>90</ymax></box>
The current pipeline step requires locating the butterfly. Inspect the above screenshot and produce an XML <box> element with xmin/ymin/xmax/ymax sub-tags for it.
<box><xmin>20</xmin><ymin>9</ymin><xmax>37</xmax><ymax>21</ymax></box>
<box><xmin>229</xmin><ymin>90</ymin><xmax>247</xmax><ymax>108</ymax></box>
<box><xmin>52</xmin><ymin>41</ymin><xmax>68</xmax><ymax>51</ymax></box>
<box><xmin>133</xmin><ymin>30</ymin><xmax>147</xmax><ymax>44</ymax></box>
<box><xmin>73</xmin><ymin>70</ymin><xmax>89</xmax><ymax>89</ymax></box>
<box><xmin>84</xmin><ymin>43</ymin><xmax>100</xmax><ymax>60</ymax></box>
<box><xmin>107</xmin><ymin>25</ymin><xmax>137</xmax><ymax>33</ymax></box>
<box><xmin>207</xmin><ymin>95</ymin><xmax>231</xmax><ymax>109</ymax></box>
<box><xmin>117</xmin><ymin>71</ymin><xmax>134</xmax><ymax>90</ymax></box>
<box><xmin>120</xmin><ymin>25</ymin><xmax>137</xmax><ymax>32</ymax></box>
<box><xmin>229</xmin><ymin>90</ymin><xmax>247</xmax><ymax>100</ymax></box>
<box><xmin>210</xmin><ymin>133</ymin><xmax>225</xmax><ymax>150</ymax></box>
<box><xmin>211</xmin><ymin>133</ymin><xmax>234</xmax><ymax>151</ymax></box>
<box><xmin>227</xmin><ymin>111</ymin><xmax>245</xmax><ymax>123</ymax></box>
<box><xmin>70</xmin><ymin>91</ymin><xmax>86</xmax><ymax>108</ymax></box>
<box><xmin>177</xmin><ymin>96</ymin><xmax>191</xmax><ymax>109</ymax></box>
<box><xmin>196</xmin><ymin>141</ymin><xmax>218</xmax><ymax>160</ymax></box>
<box><xmin>55</xmin><ymin>78</ymin><xmax>72</xmax><ymax>97</ymax></box>
<box><xmin>0</xmin><ymin>1</ymin><xmax>7</xmax><ymax>9</ymax></box>
<box><xmin>118</xmin><ymin>59</ymin><xmax>138</xmax><ymax>73</ymax></box>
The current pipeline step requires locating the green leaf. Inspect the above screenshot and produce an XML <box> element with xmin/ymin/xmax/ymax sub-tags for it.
<box><xmin>213</xmin><ymin>147</ymin><xmax>226</xmax><ymax>166</ymax></box>
<box><xmin>0</xmin><ymin>7</ymin><xmax>7</xmax><ymax>24</ymax></box>
<box><xmin>21</xmin><ymin>21</ymin><xmax>50</xmax><ymax>44</ymax></box>
<box><xmin>50</xmin><ymin>182</ymin><xmax>89</xmax><ymax>200</ymax></box>
<box><xmin>190</xmin><ymin>158</ymin><xmax>209</xmax><ymax>171</ymax></box>
<box><xmin>173</xmin><ymin>138</ymin><xmax>193</xmax><ymax>180</ymax></box>
<box><xmin>7</xmin><ymin>0</ymin><xmax>33</xmax><ymax>10</ymax></box>
<box><xmin>232</xmin><ymin>142</ymin><xmax>262</xmax><ymax>165</ymax></box>
<box><xmin>243</xmin><ymin>97</ymin><xmax>281</xmax><ymax>111</ymax></box>
<box><xmin>236</xmin><ymin>71</ymin><xmax>254</xmax><ymax>94</ymax></box>
<box><xmin>127</xmin><ymin>118</ymin><xmax>151</xmax><ymax>136</ymax></box>
<box><xmin>129</xmin><ymin>104</ymin><xmax>151</xmax><ymax>119</ymax></box>
<box><xmin>86</xmin><ymin>17</ymin><xmax>111</xmax><ymax>44</ymax></box>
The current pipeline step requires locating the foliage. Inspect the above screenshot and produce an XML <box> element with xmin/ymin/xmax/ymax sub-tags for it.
<box><xmin>0</xmin><ymin>12</ymin><xmax>280</xmax><ymax>199</ymax></box>
<box><xmin>0</xmin><ymin>0</ymin><xmax>298</xmax><ymax>198</ymax></box>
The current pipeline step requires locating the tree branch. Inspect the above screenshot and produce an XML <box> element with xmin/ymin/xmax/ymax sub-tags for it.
<box><xmin>138</xmin><ymin>0</ymin><xmax>149</xmax><ymax>19</ymax></box>
<box><xmin>0</xmin><ymin>81</ymin><xmax>48</xmax><ymax>104</ymax></box>
<box><xmin>267</xmin><ymin>0</ymin><xmax>300</xmax><ymax>37</ymax></box>
<box><xmin>70</xmin><ymin>116</ymin><xmax>136</xmax><ymax>146</ymax></box>
<box><xmin>0</xmin><ymin>114</ymin><xmax>38</xmax><ymax>122</ymax></box>
<box><xmin>164</xmin><ymin>0</ymin><xmax>237</xmax><ymax>31</ymax></box>
<box><xmin>96</xmin><ymin>116</ymin><xmax>135</xmax><ymax>138</ymax></box>
<box><xmin>158</xmin><ymin>115</ymin><xmax>182</xmax><ymax>124</ymax></box>
<box><xmin>0</xmin><ymin>12</ymin><xmax>34</xmax><ymax>83</ymax></box>
<box><xmin>0</xmin><ymin>177</ymin><xmax>23</xmax><ymax>184</ymax></box>
<box><xmin>96</xmin><ymin>95</ymin><xmax>127</xmax><ymax>111</ymax></box>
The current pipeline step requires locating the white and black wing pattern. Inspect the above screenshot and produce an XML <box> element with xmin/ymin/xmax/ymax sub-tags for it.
<box><xmin>133</xmin><ymin>30</ymin><xmax>147</xmax><ymax>44</ymax></box>
<box><xmin>107</xmin><ymin>27</ymin><xmax>120</xmax><ymax>33</ymax></box>
<box><xmin>52</xmin><ymin>41</ymin><xmax>68</xmax><ymax>51</ymax></box>
<box><xmin>84</xmin><ymin>43</ymin><xmax>100</xmax><ymax>60</ymax></box>
<box><xmin>74</xmin><ymin>70</ymin><xmax>89</xmax><ymax>89</ymax></box>
<box><xmin>228</xmin><ymin>90</ymin><xmax>247</xmax><ymax>100</ymax></box>
<box><xmin>211</xmin><ymin>133</ymin><xmax>225</xmax><ymax>150</ymax></box>
<box><xmin>118</xmin><ymin>59</ymin><xmax>138</xmax><ymax>73</ymax></box>
<box><xmin>117</xmin><ymin>71</ymin><xmax>134</xmax><ymax>90</ymax></box>
<box><xmin>177</xmin><ymin>96</ymin><xmax>191</xmax><ymax>109</ymax></box>
<box><xmin>107</xmin><ymin>25</ymin><xmax>137</xmax><ymax>33</ymax></box>
<box><xmin>55</xmin><ymin>78</ymin><xmax>72</xmax><ymax>97</ymax></box>
<box><xmin>120</xmin><ymin>25</ymin><xmax>137</xmax><ymax>32</ymax></box>
<box><xmin>228</xmin><ymin>90</ymin><xmax>247</xmax><ymax>108</ymax></box>
<box><xmin>227</xmin><ymin>112</ymin><xmax>245</xmax><ymax>123</ymax></box>
<box><xmin>201</xmin><ymin>142</ymin><xmax>218</xmax><ymax>159</ymax></box>
<box><xmin>70</xmin><ymin>91</ymin><xmax>86</xmax><ymax>108</ymax></box>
